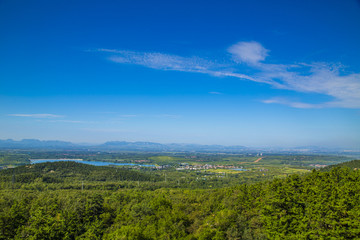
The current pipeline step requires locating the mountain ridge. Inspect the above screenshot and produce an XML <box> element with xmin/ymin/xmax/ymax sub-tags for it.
<box><xmin>0</xmin><ymin>139</ymin><xmax>358</xmax><ymax>154</ymax></box>
<box><xmin>0</xmin><ymin>139</ymin><xmax>248</xmax><ymax>152</ymax></box>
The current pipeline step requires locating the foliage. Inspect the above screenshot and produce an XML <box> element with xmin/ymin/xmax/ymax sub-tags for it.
<box><xmin>321</xmin><ymin>159</ymin><xmax>360</xmax><ymax>171</ymax></box>
<box><xmin>1</xmin><ymin>161</ymin><xmax>360</xmax><ymax>239</ymax></box>
<box><xmin>0</xmin><ymin>161</ymin><xmax>159</xmax><ymax>184</ymax></box>
<box><xmin>0</xmin><ymin>152</ymin><xmax>30</xmax><ymax>166</ymax></box>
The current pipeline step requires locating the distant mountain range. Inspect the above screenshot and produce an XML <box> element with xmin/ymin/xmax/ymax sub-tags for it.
<box><xmin>0</xmin><ymin>139</ymin><xmax>248</xmax><ymax>152</ymax></box>
<box><xmin>0</xmin><ymin>139</ymin><xmax>358</xmax><ymax>154</ymax></box>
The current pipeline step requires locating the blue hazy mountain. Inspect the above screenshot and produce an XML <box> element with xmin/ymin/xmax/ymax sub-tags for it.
<box><xmin>0</xmin><ymin>139</ymin><xmax>357</xmax><ymax>154</ymax></box>
<box><xmin>0</xmin><ymin>139</ymin><xmax>248</xmax><ymax>152</ymax></box>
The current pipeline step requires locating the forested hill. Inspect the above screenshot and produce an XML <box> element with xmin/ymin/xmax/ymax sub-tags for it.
<box><xmin>0</xmin><ymin>161</ymin><xmax>158</xmax><ymax>183</ymax></box>
<box><xmin>321</xmin><ymin>159</ymin><xmax>360</xmax><ymax>171</ymax></box>
<box><xmin>1</xmin><ymin>165</ymin><xmax>360</xmax><ymax>239</ymax></box>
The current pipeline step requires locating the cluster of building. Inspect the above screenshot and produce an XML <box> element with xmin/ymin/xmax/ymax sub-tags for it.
<box><xmin>134</xmin><ymin>160</ymin><xmax>150</xmax><ymax>163</ymax></box>
<box><xmin>155</xmin><ymin>165</ymin><xmax>170</xmax><ymax>169</ymax></box>
<box><xmin>176</xmin><ymin>163</ymin><xmax>237</xmax><ymax>171</ymax></box>
<box><xmin>309</xmin><ymin>164</ymin><xmax>328</xmax><ymax>168</ymax></box>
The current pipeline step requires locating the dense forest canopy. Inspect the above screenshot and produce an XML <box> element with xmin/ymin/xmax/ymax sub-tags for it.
<box><xmin>1</xmin><ymin>159</ymin><xmax>360</xmax><ymax>239</ymax></box>
<box><xmin>321</xmin><ymin>159</ymin><xmax>360</xmax><ymax>171</ymax></box>
<box><xmin>0</xmin><ymin>161</ymin><xmax>158</xmax><ymax>183</ymax></box>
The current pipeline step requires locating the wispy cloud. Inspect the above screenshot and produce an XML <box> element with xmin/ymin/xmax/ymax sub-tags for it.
<box><xmin>8</xmin><ymin>114</ymin><xmax>64</xmax><ymax>118</ymax></box>
<box><xmin>97</xmin><ymin>48</ymin><xmax>256</xmax><ymax>82</ymax></box>
<box><xmin>99</xmin><ymin>48</ymin><xmax>216</xmax><ymax>72</ymax></box>
<box><xmin>255</xmin><ymin>62</ymin><xmax>360</xmax><ymax>108</ymax></box>
<box><xmin>95</xmin><ymin>42</ymin><xmax>360</xmax><ymax>109</ymax></box>
<box><xmin>209</xmin><ymin>91</ymin><xmax>222</xmax><ymax>95</ymax></box>
<box><xmin>48</xmin><ymin>120</ymin><xmax>96</xmax><ymax>124</ymax></box>
<box><xmin>226</xmin><ymin>42</ymin><xmax>360</xmax><ymax>108</ymax></box>
<box><xmin>262</xmin><ymin>98</ymin><xmax>324</xmax><ymax>109</ymax></box>
<box><xmin>7</xmin><ymin>114</ymin><xmax>100</xmax><ymax>124</ymax></box>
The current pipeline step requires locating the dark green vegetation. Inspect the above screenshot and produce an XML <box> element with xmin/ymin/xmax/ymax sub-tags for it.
<box><xmin>321</xmin><ymin>159</ymin><xmax>360</xmax><ymax>171</ymax></box>
<box><xmin>1</xmin><ymin>162</ymin><xmax>360</xmax><ymax>239</ymax></box>
<box><xmin>0</xmin><ymin>162</ymin><xmax>160</xmax><ymax>190</ymax></box>
<box><xmin>1</xmin><ymin>151</ymin><xmax>359</xmax><ymax>239</ymax></box>
<box><xmin>0</xmin><ymin>162</ymin><xmax>360</xmax><ymax>239</ymax></box>
<box><xmin>0</xmin><ymin>152</ymin><xmax>29</xmax><ymax>166</ymax></box>
<box><xmin>0</xmin><ymin>161</ymin><xmax>288</xmax><ymax>190</ymax></box>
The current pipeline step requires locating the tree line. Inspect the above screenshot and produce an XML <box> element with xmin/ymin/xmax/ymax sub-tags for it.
<box><xmin>1</xmin><ymin>161</ymin><xmax>360</xmax><ymax>239</ymax></box>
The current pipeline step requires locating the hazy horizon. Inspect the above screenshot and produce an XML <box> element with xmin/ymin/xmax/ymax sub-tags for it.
<box><xmin>1</xmin><ymin>0</ymin><xmax>359</xmax><ymax>148</ymax></box>
<box><xmin>1</xmin><ymin>138</ymin><xmax>359</xmax><ymax>150</ymax></box>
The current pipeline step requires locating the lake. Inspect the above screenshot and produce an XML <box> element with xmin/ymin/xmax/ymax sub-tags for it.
<box><xmin>232</xmin><ymin>168</ymin><xmax>248</xmax><ymax>171</ymax></box>
<box><xmin>30</xmin><ymin>159</ymin><xmax>156</xmax><ymax>167</ymax></box>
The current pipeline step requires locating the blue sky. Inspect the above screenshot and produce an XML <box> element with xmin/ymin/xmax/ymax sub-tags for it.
<box><xmin>0</xmin><ymin>0</ymin><xmax>360</xmax><ymax>148</ymax></box>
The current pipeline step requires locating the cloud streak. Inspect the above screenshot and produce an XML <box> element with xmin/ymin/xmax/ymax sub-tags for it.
<box><xmin>8</xmin><ymin>114</ymin><xmax>64</xmax><ymax>118</ymax></box>
<box><xmin>262</xmin><ymin>98</ymin><xmax>324</xmax><ymax>109</ymax></box>
<box><xmin>48</xmin><ymin>120</ymin><xmax>96</xmax><ymax>124</ymax></box>
<box><xmin>256</xmin><ymin>62</ymin><xmax>360</xmax><ymax>108</ymax></box>
<box><xmin>96</xmin><ymin>42</ymin><xmax>360</xmax><ymax>109</ymax></box>
<box><xmin>97</xmin><ymin>48</ymin><xmax>257</xmax><ymax>82</ymax></box>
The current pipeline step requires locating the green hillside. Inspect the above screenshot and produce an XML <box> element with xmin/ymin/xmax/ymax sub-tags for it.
<box><xmin>0</xmin><ymin>161</ymin><xmax>159</xmax><ymax>184</ymax></box>
<box><xmin>1</xmin><ymin>164</ymin><xmax>360</xmax><ymax>239</ymax></box>
<box><xmin>321</xmin><ymin>159</ymin><xmax>360</xmax><ymax>171</ymax></box>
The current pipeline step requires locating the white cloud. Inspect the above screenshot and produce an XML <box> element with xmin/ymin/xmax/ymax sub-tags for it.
<box><xmin>8</xmin><ymin>114</ymin><xmax>64</xmax><ymax>118</ymax></box>
<box><xmin>97</xmin><ymin>48</ymin><xmax>255</xmax><ymax>81</ymax></box>
<box><xmin>227</xmin><ymin>41</ymin><xmax>269</xmax><ymax>64</ymax></box>
<box><xmin>262</xmin><ymin>98</ymin><xmax>324</xmax><ymax>109</ymax></box>
<box><xmin>96</xmin><ymin>42</ymin><xmax>360</xmax><ymax>109</ymax></box>
<box><xmin>209</xmin><ymin>91</ymin><xmax>222</xmax><ymax>95</ymax></box>
<box><xmin>229</xmin><ymin>42</ymin><xmax>360</xmax><ymax>108</ymax></box>
<box><xmin>48</xmin><ymin>120</ymin><xmax>96</xmax><ymax>124</ymax></box>
<box><xmin>101</xmin><ymin>48</ymin><xmax>215</xmax><ymax>72</ymax></box>
<box><xmin>258</xmin><ymin>62</ymin><xmax>360</xmax><ymax>108</ymax></box>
